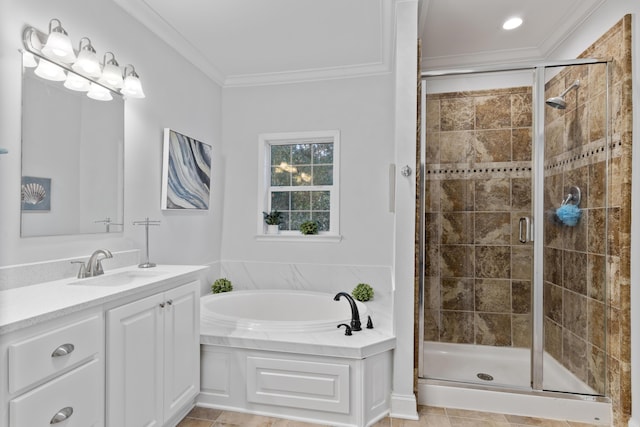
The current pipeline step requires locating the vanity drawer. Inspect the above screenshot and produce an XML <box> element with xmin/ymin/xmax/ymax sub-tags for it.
<box><xmin>10</xmin><ymin>358</ymin><xmax>101</xmax><ymax>427</ymax></box>
<box><xmin>8</xmin><ymin>315</ymin><xmax>102</xmax><ymax>393</ymax></box>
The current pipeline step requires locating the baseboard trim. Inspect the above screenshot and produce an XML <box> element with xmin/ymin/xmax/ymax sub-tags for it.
<box><xmin>389</xmin><ymin>392</ymin><xmax>419</xmax><ymax>420</ymax></box>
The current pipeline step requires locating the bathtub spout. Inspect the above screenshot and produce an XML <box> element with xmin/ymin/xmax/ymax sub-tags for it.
<box><xmin>333</xmin><ymin>292</ymin><xmax>362</xmax><ymax>331</ymax></box>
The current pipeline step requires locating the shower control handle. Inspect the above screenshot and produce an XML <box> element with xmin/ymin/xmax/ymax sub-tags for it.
<box><xmin>519</xmin><ymin>217</ymin><xmax>532</xmax><ymax>243</ymax></box>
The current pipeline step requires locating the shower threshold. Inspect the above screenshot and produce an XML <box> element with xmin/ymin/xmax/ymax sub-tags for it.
<box><xmin>423</xmin><ymin>342</ymin><xmax>595</xmax><ymax>393</ymax></box>
<box><xmin>420</xmin><ymin>342</ymin><xmax>610</xmax><ymax>425</ymax></box>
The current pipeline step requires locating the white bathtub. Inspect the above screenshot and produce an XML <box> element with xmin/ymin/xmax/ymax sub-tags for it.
<box><xmin>200</xmin><ymin>289</ymin><xmax>368</xmax><ymax>332</ymax></box>
<box><xmin>198</xmin><ymin>290</ymin><xmax>394</xmax><ymax>427</ymax></box>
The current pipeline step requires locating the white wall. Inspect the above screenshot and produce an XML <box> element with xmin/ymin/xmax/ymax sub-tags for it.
<box><xmin>220</xmin><ymin>75</ymin><xmax>395</xmax><ymax>267</ymax></box>
<box><xmin>0</xmin><ymin>0</ymin><xmax>223</xmax><ymax>267</ymax></box>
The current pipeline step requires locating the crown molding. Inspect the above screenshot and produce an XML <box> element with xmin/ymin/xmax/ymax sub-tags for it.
<box><xmin>224</xmin><ymin>61</ymin><xmax>392</xmax><ymax>88</ymax></box>
<box><xmin>538</xmin><ymin>0</ymin><xmax>607</xmax><ymax>58</ymax></box>
<box><xmin>112</xmin><ymin>0</ymin><xmax>394</xmax><ymax>88</ymax></box>
<box><xmin>112</xmin><ymin>0</ymin><xmax>227</xmax><ymax>86</ymax></box>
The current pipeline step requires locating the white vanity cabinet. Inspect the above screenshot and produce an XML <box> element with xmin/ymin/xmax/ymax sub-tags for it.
<box><xmin>106</xmin><ymin>280</ymin><xmax>200</xmax><ymax>427</ymax></box>
<box><xmin>0</xmin><ymin>311</ymin><xmax>104</xmax><ymax>427</ymax></box>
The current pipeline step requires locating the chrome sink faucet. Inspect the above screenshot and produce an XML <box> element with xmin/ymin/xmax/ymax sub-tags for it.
<box><xmin>86</xmin><ymin>249</ymin><xmax>113</xmax><ymax>277</ymax></box>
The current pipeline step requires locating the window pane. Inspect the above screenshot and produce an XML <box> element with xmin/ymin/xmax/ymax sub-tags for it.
<box><xmin>291</xmin><ymin>211</ymin><xmax>311</xmax><ymax>230</ymax></box>
<box><xmin>271</xmin><ymin>166</ymin><xmax>291</xmax><ymax>186</ymax></box>
<box><xmin>292</xmin><ymin>166</ymin><xmax>312</xmax><ymax>186</ymax></box>
<box><xmin>312</xmin><ymin>212</ymin><xmax>330</xmax><ymax>231</ymax></box>
<box><xmin>271</xmin><ymin>145</ymin><xmax>290</xmax><ymax>166</ymax></box>
<box><xmin>313</xmin><ymin>165</ymin><xmax>333</xmax><ymax>185</ymax></box>
<box><xmin>280</xmin><ymin>211</ymin><xmax>291</xmax><ymax>230</ymax></box>
<box><xmin>292</xmin><ymin>144</ymin><xmax>312</xmax><ymax>165</ymax></box>
<box><xmin>271</xmin><ymin>192</ymin><xmax>290</xmax><ymax>211</ymax></box>
<box><xmin>313</xmin><ymin>143</ymin><xmax>333</xmax><ymax>164</ymax></box>
<box><xmin>292</xmin><ymin>191</ymin><xmax>310</xmax><ymax>210</ymax></box>
<box><xmin>311</xmin><ymin>191</ymin><xmax>330</xmax><ymax>210</ymax></box>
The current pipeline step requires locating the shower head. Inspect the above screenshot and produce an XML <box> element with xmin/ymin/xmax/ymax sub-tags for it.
<box><xmin>545</xmin><ymin>96</ymin><xmax>567</xmax><ymax>109</ymax></box>
<box><xmin>545</xmin><ymin>79</ymin><xmax>580</xmax><ymax>109</ymax></box>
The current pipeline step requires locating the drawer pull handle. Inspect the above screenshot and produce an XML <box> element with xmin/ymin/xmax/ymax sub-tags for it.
<box><xmin>159</xmin><ymin>302</ymin><xmax>165</xmax><ymax>308</ymax></box>
<box><xmin>166</xmin><ymin>299</ymin><xmax>173</xmax><ymax>306</ymax></box>
<box><xmin>51</xmin><ymin>343</ymin><xmax>75</xmax><ymax>358</ymax></box>
<box><xmin>50</xmin><ymin>407</ymin><xmax>73</xmax><ymax>424</ymax></box>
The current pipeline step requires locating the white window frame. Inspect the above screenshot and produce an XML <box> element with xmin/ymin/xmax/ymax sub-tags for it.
<box><xmin>257</xmin><ymin>130</ymin><xmax>341</xmax><ymax>241</ymax></box>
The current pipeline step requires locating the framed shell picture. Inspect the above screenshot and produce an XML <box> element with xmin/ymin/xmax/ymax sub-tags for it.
<box><xmin>161</xmin><ymin>128</ymin><xmax>212</xmax><ymax>210</ymax></box>
<box><xmin>21</xmin><ymin>176</ymin><xmax>51</xmax><ymax>211</ymax></box>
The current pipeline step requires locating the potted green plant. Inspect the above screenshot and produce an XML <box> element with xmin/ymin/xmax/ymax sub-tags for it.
<box><xmin>262</xmin><ymin>210</ymin><xmax>283</xmax><ymax>234</ymax></box>
<box><xmin>211</xmin><ymin>278</ymin><xmax>233</xmax><ymax>294</ymax></box>
<box><xmin>299</xmin><ymin>220</ymin><xmax>319</xmax><ymax>235</ymax></box>
<box><xmin>352</xmin><ymin>283</ymin><xmax>374</xmax><ymax>301</ymax></box>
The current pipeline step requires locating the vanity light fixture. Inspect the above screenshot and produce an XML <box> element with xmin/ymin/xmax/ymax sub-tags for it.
<box><xmin>502</xmin><ymin>17</ymin><xmax>523</xmax><ymax>30</ymax></box>
<box><xmin>72</xmin><ymin>37</ymin><xmax>101</xmax><ymax>78</ymax></box>
<box><xmin>99</xmin><ymin>52</ymin><xmax>123</xmax><ymax>88</ymax></box>
<box><xmin>121</xmin><ymin>65</ymin><xmax>145</xmax><ymax>98</ymax></box>
<box><xmin>22</xmin><ymin>20</ymin><xmax>145</xmax><ymax>101</ymax></box>
<box><xmin>41</xmin><ymin>19</ymin><xmax>76</xmax><ymax>63</ymax></box>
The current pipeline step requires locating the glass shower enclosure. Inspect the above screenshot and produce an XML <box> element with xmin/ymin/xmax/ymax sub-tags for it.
<box><xmin>419</xmin><ymin>59</ymin><xmax>610</xmax><ymax>397</ymax></box>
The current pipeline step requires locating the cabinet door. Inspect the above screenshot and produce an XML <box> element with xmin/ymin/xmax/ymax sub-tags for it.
<box><xmin>107</xmin><ymin>293</ymin><xmax>164</xmax><ymax>427</ymax></box>
<box><xmin>163</xmin><ymin>281</ymin><xmax>200</xmax><ymax>422</ymax></box>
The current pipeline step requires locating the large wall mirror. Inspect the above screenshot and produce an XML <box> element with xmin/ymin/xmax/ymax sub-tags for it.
<box><xmin>21</xmin><ymin>61</ymin><xmax>124</xmax><ymax>237</ymax></box>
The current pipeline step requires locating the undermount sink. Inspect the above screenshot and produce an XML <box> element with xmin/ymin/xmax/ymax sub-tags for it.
<box><xmin>68</xmin><ymin>270</ymin><xmax>165</xmax><ymax>287</ymax></box>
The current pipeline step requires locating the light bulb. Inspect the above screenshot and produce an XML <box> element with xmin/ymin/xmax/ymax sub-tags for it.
<box><xmin>121</xmin><ymin>66</ymin><xmax>145</xmax><ymax>98</ymax></box>
<box><xmin>22</xmin><ymin>51</ymin><xmax>38</xmax><ymax>68</ymax></box>
<box><xmin>87</xmin><ymin>82</ymin><xmax>113</xmax><ymax>101</ymax></box>
<box><xmin>502</xmin><ymin>17</ymin><xmax>523</xmax><ymax>30</ymax></box>
<box><xmin>64</xmin><ymin>73</ymin><xmax>90</xmax><ymax>91</ymax></box>
<box><xmin>72</xmin><ymin>38</ymin><xmax>101</xmax><ymax>78</ymax></box>
<box><xmin>99</xmin><ymin>52</ymin><xmax>123</xmax><ymax>88</ymax></box>
<box><xmin>34</xmin><ymin>59</ymin><xmax>66</xmax><ymax>81</ymax></box>
<box><xmin>41</xmin><ymin>19</ymin><xmax>76</xmax><ymax>63</ymax></box>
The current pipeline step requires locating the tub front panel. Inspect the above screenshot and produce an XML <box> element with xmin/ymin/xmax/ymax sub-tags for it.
<box><xmin>247</xmin><ymin>356</ymin><xmax>350</xmax><ymax>413</ymax></box>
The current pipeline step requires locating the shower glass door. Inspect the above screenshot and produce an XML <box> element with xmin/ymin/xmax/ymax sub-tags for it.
<box><xmin>420</xmin><ymin>60</ymin><xmax>609</xmax><ymax>397</ymax></box>
<box><xmin>421</xmin><ymin>70</ymin><xmax>535</xmax><ymax>390</ymax></box>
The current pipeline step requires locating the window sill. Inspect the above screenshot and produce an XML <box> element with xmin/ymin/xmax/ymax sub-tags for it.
<box><xmin>255</xmin><ymin>234</ymin><xmax>342</xmax><ymax>243</ymax></box>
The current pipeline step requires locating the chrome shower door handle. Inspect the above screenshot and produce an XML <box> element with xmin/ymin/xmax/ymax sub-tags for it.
<box><xmin>519</xmin><ymin>217</ymin><xmax>532</xmax><ymax>243</ymax></box>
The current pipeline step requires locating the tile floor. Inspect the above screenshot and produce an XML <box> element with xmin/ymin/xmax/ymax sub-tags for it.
<box><xmin>177</xmin><ymin>405</ymin><xmax>607</xmax><ymax>427</ymax></box>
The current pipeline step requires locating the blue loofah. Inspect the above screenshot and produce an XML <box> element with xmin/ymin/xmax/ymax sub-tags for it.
<box><xmin>556</xmin><ymin>204</ymin><xmax>582</xmax><ymax>226</ymax></box>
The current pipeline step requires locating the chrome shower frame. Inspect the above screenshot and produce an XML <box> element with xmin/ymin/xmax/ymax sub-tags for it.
<box><xmin>417</xmin><ymin>57</ymin><xmax>611</xmax><ymax>403</ymax></box>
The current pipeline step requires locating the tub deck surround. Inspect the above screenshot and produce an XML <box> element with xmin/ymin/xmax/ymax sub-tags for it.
<box><xmin>201</xmin><ymin>307</ymin><xmax>395</xmax><ymax>359</ymax></box>
<box><xmin>0</xmin><ymin>264</ymin><xmax>207</xmax><ymax>334</ymax></box>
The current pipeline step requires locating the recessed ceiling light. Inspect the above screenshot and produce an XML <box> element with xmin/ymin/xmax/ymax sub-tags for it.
<box><xmin>502</xmin><ymin>17</ymin><xmax>523</xmax><ymax>30</ymax></box>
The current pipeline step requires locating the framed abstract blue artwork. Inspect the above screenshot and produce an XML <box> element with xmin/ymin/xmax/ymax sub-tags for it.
<box><xmin>161</xmin><ymin>128</ymin><xmax>212</xmax><ymax>210</ymax></box>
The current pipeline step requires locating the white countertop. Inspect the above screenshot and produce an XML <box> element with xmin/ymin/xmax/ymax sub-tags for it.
<box><xmin>0</xmin><ymin>264</ymin><xmax>207</xmax><ymax>335</ymax></box>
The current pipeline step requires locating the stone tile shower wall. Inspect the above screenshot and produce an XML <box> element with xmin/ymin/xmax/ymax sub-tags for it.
<box><xmin>560</xmin><ymin>15</ymin><xmax>633</xmax><ymax>426</ymax></box>
<box><xmin>542</xmin><ymin>61</ymin><xmax>610</xmax><ymax>397</ymax></box>
<box><xmin>423</xmin><ymin>86</ymin><xmax>533</xmax><ymax>348</ymax></box>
